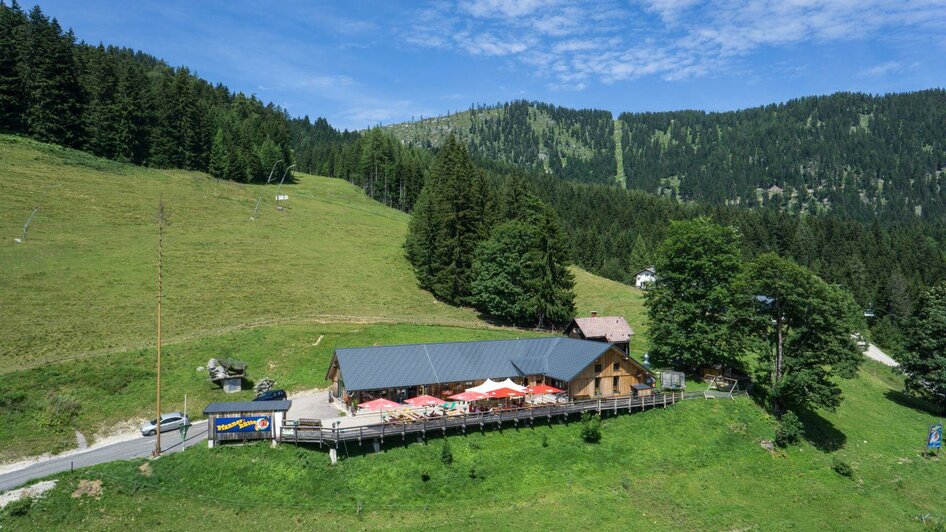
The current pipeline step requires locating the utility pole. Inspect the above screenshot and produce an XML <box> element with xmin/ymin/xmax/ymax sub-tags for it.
<box><xmin>153</xmin><ymin>201</ymin><xmax>166</xmax><ymax>457</ymax></box>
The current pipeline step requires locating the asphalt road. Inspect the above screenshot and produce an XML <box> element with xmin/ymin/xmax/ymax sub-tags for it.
<box><xmin>0</xmin><ymin>421</ymin><xmax>208</xmax><ymax>492</ymax></box>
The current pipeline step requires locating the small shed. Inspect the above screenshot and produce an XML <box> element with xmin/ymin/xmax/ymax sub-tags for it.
<box><xmin>631</xmin><ymin>383</ymin><xmax>654</xmax><ymax>397</ymax></box>
<box><xmin>203</xmin><ymin>400</ymin><xmax>292</xmax><ymax>448</ymax></box>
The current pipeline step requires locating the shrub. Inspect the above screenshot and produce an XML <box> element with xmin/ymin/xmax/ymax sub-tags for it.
<box><xmin>469</xmin><ymin>466</ymin><xmax>481</xmax><ymax>480</ymax></box>
<box><xmin>441</xmin><ymin>440</ymin><xmax>453</xmax><ymax>465</ymax></box>
<box><xmin>420</xmin><ymin>471</ymin><xmax>430</xmax><ymax>482</ymax></box>
<box><xmin>580</xmin><ymin>412</ymin><xmax>602</xmax><ymax>443</ymax></box>
<box><xmin>3</xmin><ymin>496</ymin><xmax>33</xmax><ymax>517</ymax></box>
<box><xmin>775</xmin><ymin>411</ymin><xmax>804</xmax><ymax>447</ymax></box>
<box><xmin>541</xmin><ymin>434</ymin><xmax>549</xmax><ymax>448</ymax></box>
<box><xmin>832</xmin><ymin>458</ymin><xmax>854</xmax><ymax>478</ymax></box>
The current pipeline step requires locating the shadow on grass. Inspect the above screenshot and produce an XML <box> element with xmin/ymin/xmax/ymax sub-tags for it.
<box><xmin>797</xmin><ymin>410</ymin><xmax>847</xmax><ymax>452</ymax></box>
<box><xmin>884</xmin><ymin>389</ymin><xmax>944</xmax><ymax>417</ymax></box>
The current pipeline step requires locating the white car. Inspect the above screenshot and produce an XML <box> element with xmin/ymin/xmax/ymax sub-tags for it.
<box><xmin>140</xmin><ymin>412</ymin><xmax>190</xmax><ymax>436</ymax></box>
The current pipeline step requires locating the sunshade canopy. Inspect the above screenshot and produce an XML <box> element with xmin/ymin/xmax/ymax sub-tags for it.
<box><xmin>498</xmin><ymin>378</ymin><xmax>527</xmax><ymax>392</ymax></box>
<box><xmin>526</xmin><ymin>384</ymin><xmax>564</xmax><ymax>394</ymax></box>
<box><xmin>486</xmin><ymin>387</ymin><xmax>527</xmax><ymax>399</ymax></box>
<box><xmin>359</xmin><ymin>398</ymin><xmax>401</xmax><ymax>410</ymax></box>
<box><xmin>467</xmin><ymin>378</ymin><xmax>504</xmax><ymax>393</ymax></box>
<box><xmin>404</xmin><ymin>395</ymin><xmax>443</xmax><ymax>406</ymax></box>
<box><xmin>448</xmin><ymin>391</ymin><xmax>488</xmax><ymax>401</ymax></box>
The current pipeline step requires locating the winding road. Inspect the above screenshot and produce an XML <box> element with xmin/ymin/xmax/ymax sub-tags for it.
<box><xmin>0</xmin><ymin>421</ymin><xmax>207</xmax><ymax>492</ymax></box>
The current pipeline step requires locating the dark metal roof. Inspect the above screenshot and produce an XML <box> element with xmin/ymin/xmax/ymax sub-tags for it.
<box><xmin>203</xmin><ymin>400</ymin><xmax>292</xmax><ymax>414</ymax></box>
<box><xmin>333</xmin><ymin>337</ymin><xmax>619</xmax><ymax>392</ymax></box>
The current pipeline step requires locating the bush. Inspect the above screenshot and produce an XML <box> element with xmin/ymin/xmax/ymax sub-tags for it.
<box><xmin>441</xmin><ymin>440</ymin><xmax>453</xmax><ymax>465</ymax></box>
<box><xmin>832</xmin><ymin>457</ymin><xmax>854</xmax><ymax>478</ymax></box>
<box><xmin>3</xmin><ymin>496</ymin><xmax>33</xmax><ymax>517</ymax></box>
<box><xmin>420</xmin><ymin>471</ymin><xmax>430</xmax><ymax>482</ymax></box>
<box><xmin>541</xmin><ymin>434</ymin><xmax>549</xmax><ymax>448</ymax></box>
<box><xmin>775</xmin><ymin>411</ymin><xmax>804</xmax><ymax>447</ymax></box>
<box><xmin>580</xmin><ymin>412</ymin><xmax>602</xmax><ymax>443</ymax></box>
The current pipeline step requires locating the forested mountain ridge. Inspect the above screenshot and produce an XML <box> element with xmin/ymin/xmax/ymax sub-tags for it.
<box><xmin>620</xmin><ymin>90</ymin><xmax>946</xmax><ymax>222</ymax></box>
<box><xmin>384</xmin><ymin>101</ymin><xmax>618</xmax><ymax>186</ymax></box>
<box><xmin>379</xmin><ymin>91</ymin><xmax>946</xmax><ymax>222</ymax></box>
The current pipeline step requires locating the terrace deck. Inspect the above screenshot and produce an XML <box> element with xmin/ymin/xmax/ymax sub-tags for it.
<box><xmin>279</xmin><ymin>391</ymin><xmax>716</xmax><ymax>447</ymax></box>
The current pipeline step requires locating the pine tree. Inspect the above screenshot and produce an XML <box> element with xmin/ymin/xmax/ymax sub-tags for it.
<box><xmin>900</xmin><ymin>283</ymin><xmax>946</xmax><ymax>414</ymax></box>
<box><xmin>19</xmin><ymin>7</ymin><xmax>83</xmax><ymax>146</ymax></box>
<box><xmin>208</xmin><ymin>127</ymin><xmax>230</xmax><ymax>179</ymax></box>
<box><xmin>527</xmin><ymin>204</ymin><xmax>575</xmax><ymax>328</ymax></box>
<box><xmin>0</xmin><ymin>0</ymin><xmax>26</xmax><ymax>132</ymax></box>
<box><xmin>81</xmin><ymin>44</ymin><xmax>122</xmax><ymax>158</ymax></box>
<box><xmin>406</xmin><ymin>135</ymin><xmax>490</xmax><ymax>304</ymax></box>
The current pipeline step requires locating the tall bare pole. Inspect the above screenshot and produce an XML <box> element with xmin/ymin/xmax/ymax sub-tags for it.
<box><xmin>154</xmin><ymin>201</ymin><xmax>166</xmax><ymax>456</ymax></box>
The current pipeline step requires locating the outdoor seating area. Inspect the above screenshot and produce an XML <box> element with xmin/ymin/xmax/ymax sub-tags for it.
<box><xmin>353</xmin><ymin>379</ymin><xmax>568</xmax><ymax>422</ymax></box>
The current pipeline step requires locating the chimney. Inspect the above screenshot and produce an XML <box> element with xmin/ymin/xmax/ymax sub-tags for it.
<box><xmin>591</xmin><ymin>311</ymin><xmax>598</xmax><ymax>318</ymax></box>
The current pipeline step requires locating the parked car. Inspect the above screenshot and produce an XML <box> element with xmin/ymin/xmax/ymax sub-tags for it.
<box><xmin>140</xmin><ymin>412</ymin><xmax>190</xmax><ymax>436</ymax></box>
<box><xmin>254</xmin><ymin>389</ymin><xmax>287</xmax><ymax>401</ymax></box>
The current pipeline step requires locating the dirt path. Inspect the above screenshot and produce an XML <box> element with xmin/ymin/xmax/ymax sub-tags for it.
<box><xmin>864</xmin><ymin>342</ymin><xmax>899</xmax><ymax>367</ymax></box>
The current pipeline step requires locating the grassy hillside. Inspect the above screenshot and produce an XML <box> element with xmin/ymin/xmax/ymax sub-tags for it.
<box><xmin>0</xmin><ymin>135</ymin><xmax>647</xmax><ymax>460</ymax></box>
<box><xmin>4</xmin><ymin>362</ymin><xmax>944</xmax><ymax>529</ymax></box>
<box><xmin>0</xmin><ymin>135</ymin><xmax>484</xmax><ymax>370</ymax></box>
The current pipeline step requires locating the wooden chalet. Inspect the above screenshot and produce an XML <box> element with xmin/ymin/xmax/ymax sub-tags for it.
<box><xmin>563</xmin><ymin>313</ymin><xmax>634</xmax><ymax>354</ymax></box>
<box><xmin>325</xmin><ymin>337</ymin><xmax>654</xmax><ymax>407</ymax></box>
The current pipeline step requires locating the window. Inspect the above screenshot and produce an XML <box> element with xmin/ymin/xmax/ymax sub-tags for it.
<box><xmin>594</xmin><ymin>363</ymin><xmax>602</xmax><ymax>373</ymax></box>
<box><xmin>612</xmin><ymin>376</ymin><xmax>620</xmax><ymax>394</ymax></box>
<box><xmin>613</xmin><ymin>362</ymin><xmax>620</xmax><ymax>371</ymax></box>
<box><xmin>594</xmin><ymin>377</ymin><xmax>601</xmax><ymax>396</ymax></box>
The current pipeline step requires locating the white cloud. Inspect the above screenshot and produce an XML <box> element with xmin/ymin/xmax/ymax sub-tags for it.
<box><xmin>402</xmin><ymin>0</ymin><xmax>946</xmax><ymax>89</ymax></box>
<box><xmin>297</xmin><ymin>75</ymin><xmax>356</xmax><ymax>88</ymax></box>
<box><xmin>859</xmin><ymin>61</ymin><xmax>901</xmax><ymax>77</ymax></box>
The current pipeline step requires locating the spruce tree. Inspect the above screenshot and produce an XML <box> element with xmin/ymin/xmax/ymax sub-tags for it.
<box><xmin>405</xmin><ymin>135</ymin><xmax>490</xmax><ymax>304</ymax></box>
<box><xmin>900</xmin><ymin>283</ymin><xmax>946</xmax><ymax>414</ymax></box>
<box><xmin>0</xmin><ymin>0</ymin><xmax>26</xmax><ymax>132</ymax></box>
<box><xmin>19</xmin><ymin>8</ymin><xmax>83</xmax><ymax>146</ymax></box>
<box><xmin>527</xmin><ymin>204</ymin><xmax>575</xmax><ymax>328</ymax></box>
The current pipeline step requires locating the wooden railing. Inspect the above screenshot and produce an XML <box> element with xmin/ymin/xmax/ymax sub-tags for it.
<box><xmin>280</xmin><ymin>391</ymin><xmax>698</xmax><ymax>446</ymax></box>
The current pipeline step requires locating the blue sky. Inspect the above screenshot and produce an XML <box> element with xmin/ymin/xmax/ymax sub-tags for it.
<box><xmin>33</xmin><ymin>0</ymin><xmax>946</xmax><ymax>131</ymax></box>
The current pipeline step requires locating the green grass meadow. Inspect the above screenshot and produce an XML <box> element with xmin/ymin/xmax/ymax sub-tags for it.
<box><xmin>2</xmin><ymin>136</ymin><xmax>943</xmax><ymax>530</ymax></box>
<box><xmin>4</xmin><ymin>362</ymin><xmax>944</xmax><ymax>530</ymax></box>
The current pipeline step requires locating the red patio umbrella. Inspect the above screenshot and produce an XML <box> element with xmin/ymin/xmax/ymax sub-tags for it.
<box><xmin>448</xmin><ymin>390</ymin><xmax>488</xmax><ymax>401</ymax></box>
<box><xmin>358</xmin><ymin>398</ymin><xmax>401</xmax><ymax>410</ymax></box>
<box><xmin>526</xmin><ymin>383</ymin><xmax>564</xmax><ymax>395</ymax></box>
<box><xmin>486</xmin><ymin>387</ymin><xmax>527</xmax><ymax>399</ymax></box>
<box><xmin>404</xmin><ymin>395</ymin><xmax>443</xmax><ymax>407</ymax></box>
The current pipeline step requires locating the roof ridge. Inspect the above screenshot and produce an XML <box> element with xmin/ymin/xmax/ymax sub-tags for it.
<box><xmin>422</xmin><ymin>344</ymin><xmax>441</xmax><ymax>386</ymax></box>
<box><xmin>335</xmin><ymin>336</ymin><xmax>562</xmax><ymax>352</ymax></box>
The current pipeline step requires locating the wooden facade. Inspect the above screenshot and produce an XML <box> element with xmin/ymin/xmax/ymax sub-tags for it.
<box><xmin>567</xmin><ymin>346</ymin><xmax>650</xmax><ymax>399</ymax></box>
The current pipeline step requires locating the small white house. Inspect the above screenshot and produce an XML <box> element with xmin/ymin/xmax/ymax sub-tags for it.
<box><xmin>634</xmin><ymin>267</ymin><xmax>656</xmax><ymax>289</ymax></box>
